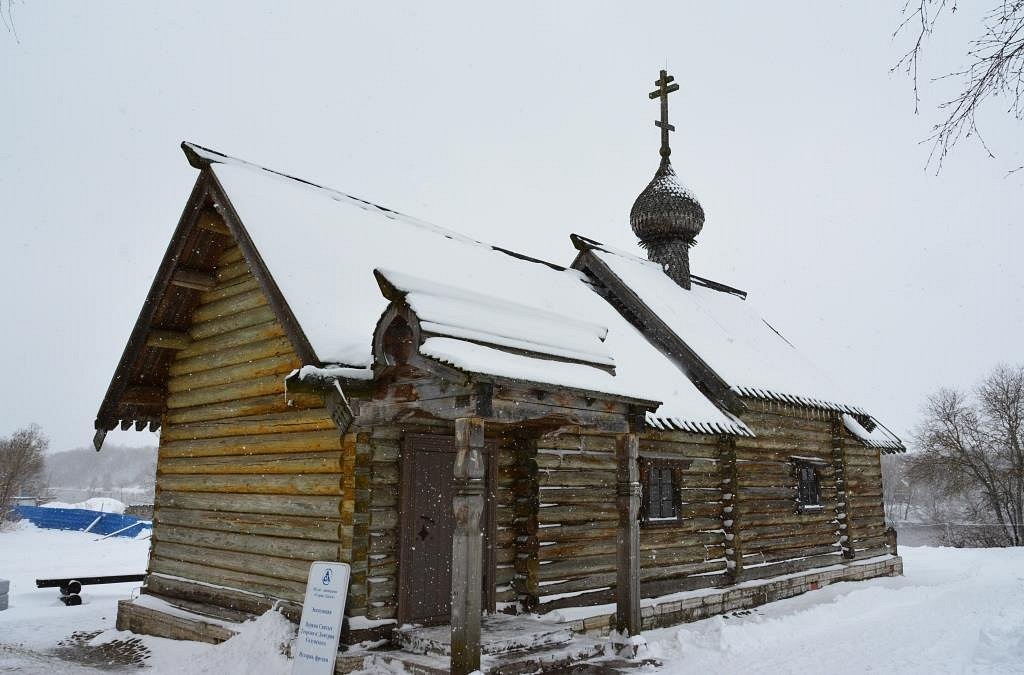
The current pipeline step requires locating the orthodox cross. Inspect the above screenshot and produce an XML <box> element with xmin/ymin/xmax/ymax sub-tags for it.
<box><xmin>649</xmin><ymin>69</ymin><xmax>679</xmax><ymax>158</ymax></box>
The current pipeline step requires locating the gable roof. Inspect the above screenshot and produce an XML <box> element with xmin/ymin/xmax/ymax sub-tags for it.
<box><xmin>572</xmin><ymin>237</ymin><xmax>872</xmax><ymax>415</ymax></box>
<box><xmin>94</xmin><ymin>142</ymin><xmax>752</xmax><ymax>443</ymax></box>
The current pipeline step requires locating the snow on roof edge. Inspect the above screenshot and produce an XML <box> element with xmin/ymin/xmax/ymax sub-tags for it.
<box><xmin>842</xmin><ymin>414</ymin><xmax>905</xmax><ymax>452</ymax></box>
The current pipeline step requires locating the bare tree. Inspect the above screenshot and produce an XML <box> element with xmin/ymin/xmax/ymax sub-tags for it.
<box><xmin>910</xmin><ymin>364</ymin><xmax>1024</xmax><ymax>546</ymax></box>
<box><xmin>0</xmin><ymin>424</ymin><xmax>48</xmax><ymax>519</ymax></box>
<box><xmin>894</xmin><ymin>1</ymin><xmax>1024</xmax><ymax>170</ymax></box>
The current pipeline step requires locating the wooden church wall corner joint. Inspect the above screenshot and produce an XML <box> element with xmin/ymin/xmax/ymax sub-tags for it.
<box><xmin>92</xmin><ymin>72</ymin><xmax>905</xmax><ymax>672</ymax></box>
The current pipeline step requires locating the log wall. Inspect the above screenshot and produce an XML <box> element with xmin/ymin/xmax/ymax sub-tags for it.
<box><xmin>149</xmin><ymin>244</ymin><xmax>344</xmax><ymax>613</ymax></box>
<box><xmin>525</xmin><ymin>428</ymin><xmax>729</xmax><ymax>613</ymax></box>
<box><xmin>732</xmin><ymin>402</ymin><xmax>844</xmax><ymax>580</ymax></box>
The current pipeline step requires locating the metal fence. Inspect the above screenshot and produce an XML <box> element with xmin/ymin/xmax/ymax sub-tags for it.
<box><xmin>12</xmin><ymin>505</ymin><xmax>152</xmax><ymax>538</ymax></box>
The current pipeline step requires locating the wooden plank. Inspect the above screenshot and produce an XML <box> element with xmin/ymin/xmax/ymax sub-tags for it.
<box><xmin>145</xmin><ymin>574</ymin><xmax>301</xmax><ymax>623</ymax></box>
<box><xmin>146</xmin><ymin>330</ymin><xmax>192</xmax><ymax>350</ymax></box>
<box><xmin>188</xmin><ymin>305</ymin><xmax>276</xmax><ymax>341</ymax></box>
<box><xmin>171</xmin><ymin>268</ymin><xmax>217</xmax><ymax>292</ymax></box>
<box><xmin>164</xmin><ymin>392</ymin><xmax>323</xmax><ymax>425</ymax></box>
<box><xmin>157</xmin><ymin>473</ymin><xmax>342</xmax><ymax>496</ymax></box>
<box><xmin>165</xmin><ymin>373</ymin><xmax>290</xmax><ymax>410</ymax></box>
<box><xmin>155</xmin><ymin>490</ymin><xmax>340</xmax><ymax>518</ymax></box>
<box><xmin>177</xmin><ymin>321</ymin><xmax>287</xmax><ymax>361</ymax></box>
<box><xmin>160</xmin><ymin>429</ymin><xmax>343</xmax><ymax>458</ymax></box>
<box><xmin>148</xmin><ymin>556</ymin><xmax>306</xmax><ymax>603</ymax></box>
<box><xmin>157</xmin><ymin>524</ymin><xmax>339</xmax><ymax>561</ymax></box>
<box><xmin>159</xmin><ymin>408</ymin><xmax>334</xmax><ymax>442</ymax></box>
<box><xmin>167</xmin><ymin>353</ymin><xmax>299</xmax><ymax>393</ymax></box>
<box><xmin>152</xmin><ymin>541</ymin><xmax>311</xmax><ymax>583</ymax></box>
<box><xmin>159</xmin><ymin>451</ymin><xmax>344</xmax><ymax>475</ymax></box>
<box><xmin>154</xmin><ymin>507</ymin><xmax>339</xmax><ymax>541</ymax></box>
<box><xmin>192</xmin><ymin>288</ymin><xmax>269</xmax><ymax>324</ymax></box>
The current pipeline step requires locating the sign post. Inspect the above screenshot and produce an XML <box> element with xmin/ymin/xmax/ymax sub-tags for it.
<box><xmin>291</xmin><ymin>561</ymin><xmax>350</xmax><ymax>675</ymax></box>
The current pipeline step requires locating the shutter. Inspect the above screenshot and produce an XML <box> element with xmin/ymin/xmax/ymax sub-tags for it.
<box><xmin>648</xmin><ymin>469</ymin><xmax>662</xmax><ymax>518</ymax></box>
<box><xmin>660</xmin><ymin>469</ymin><xmax>675</xmax><ymax>518</ymax></box>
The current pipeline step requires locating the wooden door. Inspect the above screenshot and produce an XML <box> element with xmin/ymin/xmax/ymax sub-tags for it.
<box><xmin>399</xmin><ymin>434</ymin><xmax>496</xmax><ymax>625</ymax></box>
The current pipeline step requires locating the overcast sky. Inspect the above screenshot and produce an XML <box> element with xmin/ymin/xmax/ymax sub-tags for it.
<box><xmin>1</xmin><ymin>2</ymin><xmax>1020</xmax><ymax>452</ymax></box>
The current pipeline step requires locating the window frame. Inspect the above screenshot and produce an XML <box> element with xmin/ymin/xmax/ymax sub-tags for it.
<box><xmin>791</xmin><ymin>456</ymin><xmax>826</xmax><ymax>514</ymax></box>
<box><xmin>638</xmin><ymin>457</ymin><xmax>688</xmax><ymax>527</ymax></box>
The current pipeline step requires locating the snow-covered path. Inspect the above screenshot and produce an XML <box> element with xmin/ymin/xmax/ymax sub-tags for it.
<box><xmin>647</xmin><ymin>546</ymin><xmax>1024</xmax><ymax>674</ymax></box>
<box><xmin>1</xmin><ymin>522</ymin><xmax>1022</xmax><ymax>673</ymax></box>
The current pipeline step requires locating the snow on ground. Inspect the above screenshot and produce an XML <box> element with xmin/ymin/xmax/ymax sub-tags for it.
<box><xmin>2</xmin><ymin>521</ymin><xmax>1022</xmax><ymax>673</ymax></box>
<box><xmin>646</xmin><ymin>546</ymin><xmax>1024</xmax><ymax>674</ymax></box>
<box><xmin>0</xmin><ymin>522</ymin><xmax>291</xmax><ymax>673</ymax></box>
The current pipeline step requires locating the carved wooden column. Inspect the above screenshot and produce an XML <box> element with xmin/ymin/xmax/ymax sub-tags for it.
<box><xmin>451</xmin><ymin>417</ymin><xmax>485</xmax><ymax>675</ymax></box>
<box><xmin>615</xmin><ymin>431</ymin><xmax>641</xmax><ymax>637</ymax></box>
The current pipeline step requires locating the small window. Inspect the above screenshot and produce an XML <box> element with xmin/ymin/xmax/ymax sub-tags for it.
<box><xmin>640</xmin><ymin>459</ymin><xmax>683</xmax><ymax>525</ymax></box>
<box><xmin>793</xmin><ymin>459</ymin><xmax>823</xmax><ymax>513</ymax></box>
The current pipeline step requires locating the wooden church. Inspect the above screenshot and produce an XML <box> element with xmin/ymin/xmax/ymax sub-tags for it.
<box><xmin>94</xmin><ymin>71</ymin><xmax>904</xmax><ymax>673</ymax></box>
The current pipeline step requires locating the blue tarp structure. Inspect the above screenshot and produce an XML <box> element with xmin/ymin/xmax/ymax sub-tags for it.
<box><xmin>13</xmin><ymin>506</ymin><xmax>151</xmax><ymax>538</ymax></box>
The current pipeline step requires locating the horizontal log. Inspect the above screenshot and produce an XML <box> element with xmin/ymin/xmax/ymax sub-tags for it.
<box><xmin>155</xmin><ymin>507</ymin><xmax>339</xmax><ymax>541</ymax></box>
<box><xmin>538</xmin><ymin>434</ymin><xmax>615</xmax><ymax>453</ymax></box>
<box><xmin>736</xmin><ymin>551</ymin><xmax>845</xmax><ymax>583</ymax></box>
<box><xmin>540</xmin><ymin>530</ymin><xmax>723</xmax><ymax>561</ymax></box>
<box><xmin>536</xmin><ymin>523</ymin><xmax>618</xmax><ymax>544</ymax></box>
<box><xmin>538</xmin><ymin>469</ymin><xmax>616</xmax><ymax>488</ymax></box>
<box><xmin>171</xmin><ymin>268</ymin><xmax>217</xmax><ymax>292</ymax></box>
<box><xmin>161</xmin><ymin>429</ymin><xmax>342</xmax><ymax>458</ymax></box>
<box><xmin>851</xmin><ymin>533</ymin><xmax>890</xmax><ymax>550</ymax></box>
<box><xmin>157</xmin><ymin>473</ymin><xmax>342</xmax><ymax>496</ymax></box>
<box><xmin>199</xmin><ymin>276</ymin><xmax>260</xmax><ymax>306</ymax></box>
<box><xmin>164</xmin><ymin>392</ymin><xmax>323</xmax><ymax>426</ymax></box>
<box><xmin>744</xmin><ymin>531</ymin><xmax>839</xmax><ymax>554</ymax></box>
<box><xmin>638</xmin><ymin>439</ymin><xmax>721</xmax><ymax>460</ymax></box>
<box><xmin>741</xmin><ymin>412</ymin><xmax>833</xmax><ymax>434</ymax></box>
<box><xmin>152</xmin><ymin>541</ymin><xmax>312</xmax><ymax>583</ymax></box>
<box><xmin>160</xmin><ymin>451</ymin><xmax>344</xmax><ymax>475</ymax></box>
<box><xmin>192</xmin><ymin>288</ymin><xmax>268</xmax><ymax>325</ymax></box>
<box><xmin>536</xmin><ymin>573</ymin><xmax>614</xmax><ymax>599</ymax></box>
<box><xmin>167</xmin><ymin>354</ymin><xmax>299</xmax><ymax>394</ymax></box>
<box><xmin>535</xmin><ymin>452</ymin><xmax>616</xmax><ymax>471</ymax></box>
<box><xmin>166</xmin><ymin>373</ymin><xmax>286</xmax><ymax>410</ymax></box>
<box><xmin>189</xmin><ymin>305</ymin><xmax>277</xmax><ymax>341</ymax></box>
<box><xmin>156</xmin><ymin>490</ymin><xmax>339</xmax><ymax>518</ymax></box>
<box><xmin>160</xmin><ymin>408</ymin><xmax>334</xmax><ymax>442</ymax></box>
<box><xmin>734</xmin><ymin>447</ymin><xmax>832</xmax><ymax>463</ymax></box>
<box><xmin>145</xmin><ymin>574</ymin><xmax>301</xmax><ymax>623</ymax></box>
<box><xmin>216</xmin><ymin>259</ymin><xmax>251</xmax><ymax>283</ymax></box>
<box><xmin>157</xmin><ymin>524</ymin><xmax>339</xmax><ymax>561</ymax></box>
<box><xmin>742</xmin><ymin>543</ymin><xmax>841</xmax><ymax>566</ymax></box>
<box><xmin>149</xmin><ymin>556</ymin><xmax>306</xmax><ymax>604</ymax></box>
<box><xmin>537</xmin><ymin>487</ymin><xmax>615</xmax><ymax>505</ymax></box>
<box><xmin>177</xmin><ymin>321</ymin><xmax>287</xmax><ymax>361</ymax></box>
<box><xmin>641</xmin><ymin>571</ymin><xmax>727</xmax><ymax>598</ymax></box>
<box><xmin>538</xmin><ymin>504</ymin><xmax>618</xmax><ymax>525</ymax></box>
<box><xmin>739</xmin><ymin>510</ymin><xmax>837</xmax><ymax>527</ymax></box>
<box><xmin>146</xmin><ymin>330</ymin><xmax>192</xmax><ymax>350</ymax></box>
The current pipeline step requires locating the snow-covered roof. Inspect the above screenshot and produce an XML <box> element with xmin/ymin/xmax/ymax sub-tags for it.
<box><xmin>842</xmin><ymin>414</ymin><xmax>904</xmax><ymax>452</ymax></box>
<box><xmin>191</xmin><ymin>143</ymin><xmax>749</xmax><ymax>435</ymax></box>
<box><xmin>587</xmin><ymin>243</ymin><xmax>869</xmax><ymax>415</ymax></box>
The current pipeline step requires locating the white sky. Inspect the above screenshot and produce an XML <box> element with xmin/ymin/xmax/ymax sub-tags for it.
<box><xmin>1</xmin><ymin>2</ymin><xmax>1021</xmax><ymax>451</ymax></box>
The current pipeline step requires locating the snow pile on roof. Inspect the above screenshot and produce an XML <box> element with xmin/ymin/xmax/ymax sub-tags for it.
<box><xmin>843</xmin><ymin>414</ymin><xmax>904</xmax><ymax>452</ymax></box>
<box><xmin>195</xmin><ymin>144</ymin><xmax>747</xmax><ymax>435</ymax></box>
<box><xmin>40</xmin><ymin>497</ymin><xmax>126</xmax><ymax>514</ymax></box>
<box><xmin>592</xmin><ymin>246</ymin><xmax>867</xmax><ymax>414</ymax></box>
<box><xmin>377</xmin><ymin>268</ymin><xmax>614</xmax><ymax>368</ymax></box>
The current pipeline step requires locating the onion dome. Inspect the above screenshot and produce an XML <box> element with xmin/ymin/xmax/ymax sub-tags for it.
<box><xmin>630</xmin><ymin>156</ymin><xmax>704</xmax><ymax>245</ymax></box>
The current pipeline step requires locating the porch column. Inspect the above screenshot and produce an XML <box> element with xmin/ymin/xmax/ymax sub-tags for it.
<box><xmin>451</xmin><ymin>417</ymin><xmax>485</xmax><ymax>675</ymax></box>
<box><xmin>615</xmin><ymin>431</ymin><xmax>641</xmax><ymax>637</ymax></box>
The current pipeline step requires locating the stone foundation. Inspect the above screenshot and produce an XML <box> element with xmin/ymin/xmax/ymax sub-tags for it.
<box><xmin>564</xmin><ymin>555</ymin><xmax>903</xmax><ymax>634</ymax></box>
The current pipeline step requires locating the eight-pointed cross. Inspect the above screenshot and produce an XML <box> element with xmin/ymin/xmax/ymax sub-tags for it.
<box><xmin>649</xmin><ymin>69</ymin><xmax>680</xmax><ymax>158</ymax></box>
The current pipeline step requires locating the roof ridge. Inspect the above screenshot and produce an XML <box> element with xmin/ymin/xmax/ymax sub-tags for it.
<box><xmin>182</xmin><ymin>141</ymin><xmax>570</xmax><ymax>274</ymax></box>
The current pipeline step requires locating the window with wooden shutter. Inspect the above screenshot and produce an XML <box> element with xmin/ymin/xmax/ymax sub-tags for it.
<box><xmin>792</xmin><ymin>458</ymin><xmax>824</xmax><ymax>513</ymax></box>
<box><xmin>640</xmin><ymin>458</ymin><xmax>685</xmax><ymax>526</ymax></box>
